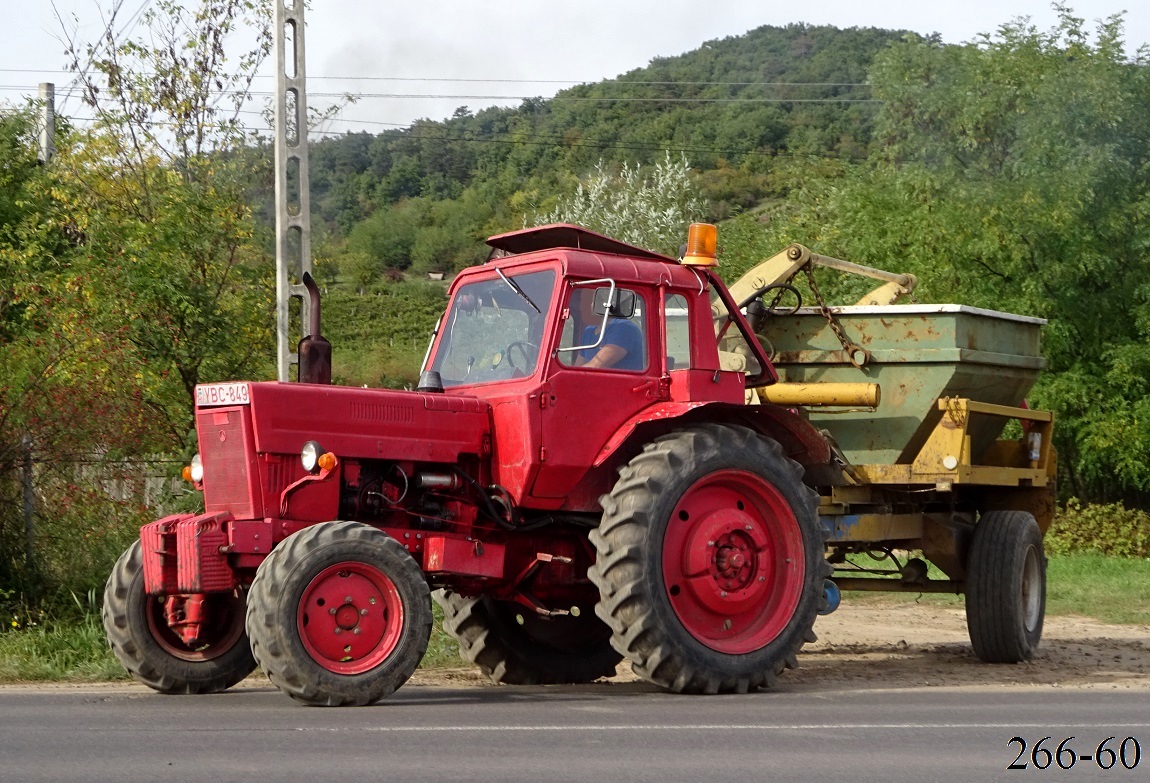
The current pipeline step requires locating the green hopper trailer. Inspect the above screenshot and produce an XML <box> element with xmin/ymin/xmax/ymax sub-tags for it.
<box><xmin>735</xmin><ymin>244</ymin><xmax>1055</xmax><ymax>664</ymax></box>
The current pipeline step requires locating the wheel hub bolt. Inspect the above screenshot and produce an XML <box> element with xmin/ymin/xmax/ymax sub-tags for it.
<box><xmin>345</xmin><ymin>596</ymin><xmax>353</xmax><ymax>603</ymax></box>
<box><xmin>353</xmin><ymin>628</ymin><xmax>361</xmax><ymax>635</ymax></box>
<box><xmin>360</xmin><ymin>608</ymin><xmax>368</xmax><ymax>616</ymax></box>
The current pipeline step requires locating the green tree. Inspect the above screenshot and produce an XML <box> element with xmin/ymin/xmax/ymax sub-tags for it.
<box><xmin>745</xmin><ymin>7</ymin><xmax>1150</xmax><ymax>502</ymax></box>
<box><xmin>534</xmin><ymin>152</ymin><xmax>709</xmax><ymax>255</ymax></box>
<box><xmin>58</xmin><ymin>0</ymin><xmax>276</xmax><ymax>446</ymax></box>
<box><xmin>0</xmin><ymin>107</ymin><xmax>162</xmax><ymax>594</ymax></box>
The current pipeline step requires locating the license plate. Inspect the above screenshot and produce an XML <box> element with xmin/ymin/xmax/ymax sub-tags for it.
<box><xmin>196</xmin><ymin>382</ymin><xmax>251</xmax><ymax>407</ymax></box>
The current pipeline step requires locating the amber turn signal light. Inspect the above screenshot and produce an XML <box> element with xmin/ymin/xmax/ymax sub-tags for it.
<box><xmin>317</xmin><ymin>452</ymin><xmax>338</xmax><ymax>472</ymax></box>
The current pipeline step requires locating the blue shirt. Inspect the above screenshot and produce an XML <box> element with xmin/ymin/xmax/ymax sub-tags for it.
<box><xmin>580</xmin><ymin>318</ymin><xmax>645</xmax><ymax>370</ymax></box>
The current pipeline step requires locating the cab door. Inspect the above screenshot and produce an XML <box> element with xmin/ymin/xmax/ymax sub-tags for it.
<box><xmin>531</xmin><ymin>283</ymin><xmax>663</xmax><ymax>500</ymax></box>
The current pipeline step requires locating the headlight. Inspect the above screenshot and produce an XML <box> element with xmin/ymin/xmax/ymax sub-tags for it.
<box><xmin>301</xmin><ymin>441</ymin><xmax>324</xmax><ymax>473</ymax></box>
<box><xmin>189</xmin><ymin>453</ymin><xmax>204</xmax><ymax>483</ymax></box>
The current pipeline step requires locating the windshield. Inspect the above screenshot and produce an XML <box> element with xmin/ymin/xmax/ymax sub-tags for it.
<box><xmin>430</xmin><ymin>268</ymin><xmax>557</xmax><ymax>387</ymax></box>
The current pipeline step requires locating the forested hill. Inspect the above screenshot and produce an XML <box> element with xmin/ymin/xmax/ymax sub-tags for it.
<box><xmin>304</xmin><ymin>24</ymin><xmax>912</xmax><ymax>279</ymax></box>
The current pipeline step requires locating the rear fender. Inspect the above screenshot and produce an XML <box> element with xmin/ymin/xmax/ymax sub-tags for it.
<box><xmin>558</xmin><ymin>402</ymin><xmax>832</xmax><ymax>513</ymax></box>
<box><xmin>592</xmin><ymin>401</ymin><xmax>831</xmax><ymax>470</ymax></box>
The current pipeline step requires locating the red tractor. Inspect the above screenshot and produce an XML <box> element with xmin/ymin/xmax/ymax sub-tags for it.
<box><xmin>103</xmin><ymin>223</ymin><xmax>834</xmax><ymax>705</ymax></box>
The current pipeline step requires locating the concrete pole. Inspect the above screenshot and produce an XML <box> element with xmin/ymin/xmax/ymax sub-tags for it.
<box><xmin>274</xmin><ymin>1</ymin><xmax>313</xmax><ymax>382</ymax></box>
<box><xmin>37</xmin><ymin>83</ymin><xmax>55</xmax><ymax>164</ymax></box>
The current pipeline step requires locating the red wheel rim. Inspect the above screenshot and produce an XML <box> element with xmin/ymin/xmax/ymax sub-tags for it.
<box><xmin>661</xmin><ymin>469</ymin><xmax>805</xmax><ymax>654</ymax></box>
<box><xmin>297</xmin><ymin>562</ymin><xmax>405</xmax><ymax>675</ymax></box>
<box><xmin>146</xmin><ymin>594</ymin><xmax>245</xmax><ymax>662</ymax></box>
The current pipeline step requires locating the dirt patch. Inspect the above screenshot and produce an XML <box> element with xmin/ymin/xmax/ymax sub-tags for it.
<box><xmin>790</xmin><ymin>602</ymin><xmax>1150</xmax><ymax>691</ymax></box>
<box><xmin>409</xmin><ymin>602</ymin><xmax>1150</xmax><ymax>691</ymax></box>
<box><xmin>4</xmin><ymin>603</ymin><xmax>1146</xmax><ymax>694</ymax></box>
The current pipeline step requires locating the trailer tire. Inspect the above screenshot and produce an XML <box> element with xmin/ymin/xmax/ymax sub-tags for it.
<box><xmin>435</xmin><ymin>591</ymin><xmax>622</xmax><ymax>684</ymax></box>
<box><xmin>246</xmin><ymin>521</ymin><xmax>432</xmax><ymax>706</ymax></box>
<box><xmin>965</xmin><ymin>510</ymin><xmax>1046</xmax><ymax>663</ymax></box>
<box><xmin>589</xmin><ymin>424</ymin><xmax>827</xmax><ymax>694</ymax></box>
<box><xmin>102</xmin><ymin>540</ymin><xmax>256</xmax><ymax>694</ymax></box>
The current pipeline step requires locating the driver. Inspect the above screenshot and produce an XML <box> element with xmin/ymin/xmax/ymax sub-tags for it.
<box><xmin>574</xmin><ymin>289</ymin><xmax>644</xmax><ymax>370</ymax></box>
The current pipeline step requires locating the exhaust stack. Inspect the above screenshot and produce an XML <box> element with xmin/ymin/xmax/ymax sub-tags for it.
<box><xmin>297</xmin><ymin>272</ymin><xmax>332</xmax><ymax>384</ymax></box>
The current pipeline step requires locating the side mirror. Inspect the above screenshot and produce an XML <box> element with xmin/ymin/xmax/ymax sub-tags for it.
<box><xmin>593</xmin><ymin>287</ymin><xmax>636</xmax><ymax>318</ymax></box>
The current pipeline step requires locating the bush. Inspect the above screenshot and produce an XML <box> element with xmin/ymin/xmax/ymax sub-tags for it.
<box><xmin>1045</xmin><ymin>499</ymin><xmax>1150</xmax><ymax>558</ymax></box>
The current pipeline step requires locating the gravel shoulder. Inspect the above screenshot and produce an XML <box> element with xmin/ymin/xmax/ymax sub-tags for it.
<box><xmin>4</xmin><ymin>601</ymin><xmax>1147</xmax><ymax>694</ymax></box>
<box><xmin>408</xmin><ymin>601</ymin><xmax>1150</xmax><ymax>692</ymax></box>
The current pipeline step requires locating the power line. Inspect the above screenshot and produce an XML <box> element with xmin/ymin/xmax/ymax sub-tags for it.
<box><xmin>306</xmin><ymin>93</ymin><xmax>880</xmax><ymax>104</ymax></box>
<box><xmin>0</xmin><ymin>68</ymin><xmax>872</xmax><ymax>88</ymax></box>
<box><xmin>2</xmin><ymin>85</ymin><xmax>879</xmax><ymax>105</ymax></box>
<box><xmin>69</xmin><ymin>112</ymin><xmax>766</xmax><ymax>156</ymax></box>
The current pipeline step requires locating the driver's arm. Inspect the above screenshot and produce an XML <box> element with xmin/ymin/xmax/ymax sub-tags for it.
<box><xmin>581</xmin><ymin>344</ymin><xmax>627</xmax><ymax>369</ymax></box>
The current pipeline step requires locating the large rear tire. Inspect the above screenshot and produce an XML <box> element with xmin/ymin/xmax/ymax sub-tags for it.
<box><xmin>435</xmin><ymin>591</ymin><xmax>622</xmax><ymax>684</ymax></box>
<box><xmin>102</xmin><ymin>540</ymin><xmax>256</xmax><ymax>694</ymax></box>
<box><xmin>246</xmin><ymin>521</ymin><xmax>432</xmax><ymax>706</ymax></box>
<box><xmin>589</xmin><ymin>424</ymin><xmax>827</xmax><ymax>694</ymax></box>
<box><xmin>965</xmin><ymin>510</ymin><xmax>1046</xmax><ymax>663</ymax></box>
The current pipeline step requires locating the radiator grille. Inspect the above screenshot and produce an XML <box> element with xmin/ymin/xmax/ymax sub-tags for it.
<box><xmin>198</xmin><ymin>407</ymin><xmax>258</xmax><ymax>518</ymax></box>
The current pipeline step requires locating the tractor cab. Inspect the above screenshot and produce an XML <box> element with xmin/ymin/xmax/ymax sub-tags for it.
<box><xmin>423</xmin><ymin>224</ymin><xmax>778</xmax><ymax>510</ymax></box>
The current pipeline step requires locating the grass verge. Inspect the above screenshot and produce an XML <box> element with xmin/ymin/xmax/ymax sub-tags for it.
<box><xmin>0</xmin><ymin>553</ymin><xmax>1145</xmax><ymax>684</ymax></box>
<box><xmin>839</xmin><ymin>553</ymin><xmax>1150</xmax><ymax>626</ymax></box>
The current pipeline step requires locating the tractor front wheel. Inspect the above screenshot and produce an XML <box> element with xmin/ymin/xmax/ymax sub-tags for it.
<box><xmin>435</xmin><ymin>591</ymin><xmax>621</xmax><ymax>684</ymax></box>
<box><xmin>102</xmin><ymin>540</ymin><xmax>256</xmax><ymax>694</ymax></box>
<box><xmin>246</xmin><ymin>521</ymin><xmax>432</xmax><ymax>706</ymax></box>
<box><xmin>589</xmin><ymin>424</ymin><xmax>828</xmax><ymax>694</ymax></box>
<box><xmin>965</xmin><ymin>510</ymin><xmax>1046</xmax><ymax>663</ymax></box>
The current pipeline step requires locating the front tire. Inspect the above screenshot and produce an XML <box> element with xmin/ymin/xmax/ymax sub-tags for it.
<box><xmin>435</xmin><ymin>591</ymin><xmax>622</xmax><ymax>684</ymax></box>
<box><xmin>965</xmin><ymin>510</ymin><xmax>1046</xmax><ymax>663</ymax></box>
<box><xmin>102</xmin><ymin>540</ymin><xmax>256</xmax><ymax>694</ymax></box>
<box><xmin>589</xmin><ymin>424</ymin><xmax>827</xmax><ymax>694</ymax></box>
<box><xmin>246</xmin><ymin>521</ymin><xmax>432</xmax><ymax>706</ymax></box>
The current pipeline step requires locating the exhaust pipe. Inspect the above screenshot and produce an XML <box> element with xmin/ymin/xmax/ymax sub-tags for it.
<box><xmin>298</xmin><ymin>271</ymin><xmax>332</xmax><ymax>384</ymax></box>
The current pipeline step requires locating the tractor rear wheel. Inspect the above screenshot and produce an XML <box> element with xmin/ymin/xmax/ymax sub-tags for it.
<box><xmin>965</xmin><ymin>510</ymin><xmax>1046</xmax><ymax>663</ymax></box>
<box><xmin>589</xmin><ymin>424</ymin><xmax>827</xmax><ymax>694</ymax></box>
<box><xmin>435</xmin><ymin>591</ymin><xmax>622</xmax><ymax>684</ymax></box>
<box><xmin>102</xmin><ymin>540</ymin><xmax>256</xmax><ymax>694</ymax></box>
<box><xmin>246</xmin><ymin>521</ymin><xmax>432</xmax><ymax>706</ymax></box>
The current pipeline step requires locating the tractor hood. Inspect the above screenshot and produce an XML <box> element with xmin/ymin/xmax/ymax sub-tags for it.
<box><xmin>196</xmin><ymin>381</ymin><xmax>491</xmax><ymax>465</ymax></box>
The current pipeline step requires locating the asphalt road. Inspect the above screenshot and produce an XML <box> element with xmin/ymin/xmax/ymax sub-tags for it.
<box><xmin>2</xmin><ymin>681</ymin><xmax>1148</xmax><ymax>782</ymax></box>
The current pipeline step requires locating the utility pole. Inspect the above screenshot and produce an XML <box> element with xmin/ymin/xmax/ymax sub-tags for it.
<box><xmin>37</xmin><ymin>83</ymin><xmax>55</xmax><ymax>164</ymax></box>
<box><xmin>274</xmin><ymin>1</ymin><xmax>313</xmax><ymax>382</ymax></box>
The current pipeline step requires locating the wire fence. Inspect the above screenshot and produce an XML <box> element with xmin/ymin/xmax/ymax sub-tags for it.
<box><xmin>2</xmin><ymin>443</ymin><xmax>187</xmax><ymax>594</ymax></box>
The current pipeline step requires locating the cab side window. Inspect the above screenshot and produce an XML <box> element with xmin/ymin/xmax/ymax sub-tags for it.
<box><xmin>665</xmin><ymin>293</ymin><xmax>691</xmax><ymax>370</ymax></box>
<box><xmin>558</xmin><ymin>286</ymin><xmax>647</xmax><ymax>371</ymax></box>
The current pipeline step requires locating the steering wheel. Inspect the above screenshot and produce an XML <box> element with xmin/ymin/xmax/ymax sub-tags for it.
<box><xmin>504</xmin><ymin>341</ymin><xmax>539</xmax><ymax>371</ymax></box>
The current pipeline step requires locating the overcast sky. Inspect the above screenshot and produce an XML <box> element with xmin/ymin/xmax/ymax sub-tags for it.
<box><xmin>6</xmin><ymin>1</ymin><xmax>1149</xmax><ymax>133</ymax></box>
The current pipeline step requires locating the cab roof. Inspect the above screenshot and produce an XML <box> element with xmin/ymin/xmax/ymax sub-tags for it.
<box><xmin>485</xmin><ymin>223</ymin><xmax>677</xmax><ymax>264</ymax></box>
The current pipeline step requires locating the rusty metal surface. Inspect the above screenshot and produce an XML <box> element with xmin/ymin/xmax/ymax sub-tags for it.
<box><xmin>767</xmin><ymin>305</ymin><xmax>1046</xmax><ymax>466</ymax></box>
<box><xmin>819</xmin><ymin>512</ymin><xmax>925</xmax><ymax>543</ymax></box>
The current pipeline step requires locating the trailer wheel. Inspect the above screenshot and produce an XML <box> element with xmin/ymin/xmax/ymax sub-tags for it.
<box><xmin>246</xmin><ymin>521</ymin><xmax>432</xmax><ymax>706</ymax></box>
<box><xmin>965</xmin><ymin>510</ymin><xmax>1046</xmax><ymax>663</ymax></box>
<box><xmin>589</xmin><ymin>424</ymin><xmax>827</xmax><ymax>694</ymax></box>
<box><xmin>102</xmin><ymin>540</ymin><xmax>256</xmax><ymax>694</ymax></box>
<box><xmin>435</xmin><ymin>591</ymin><xmax>622</xmax><ymax>684</ymax></box>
